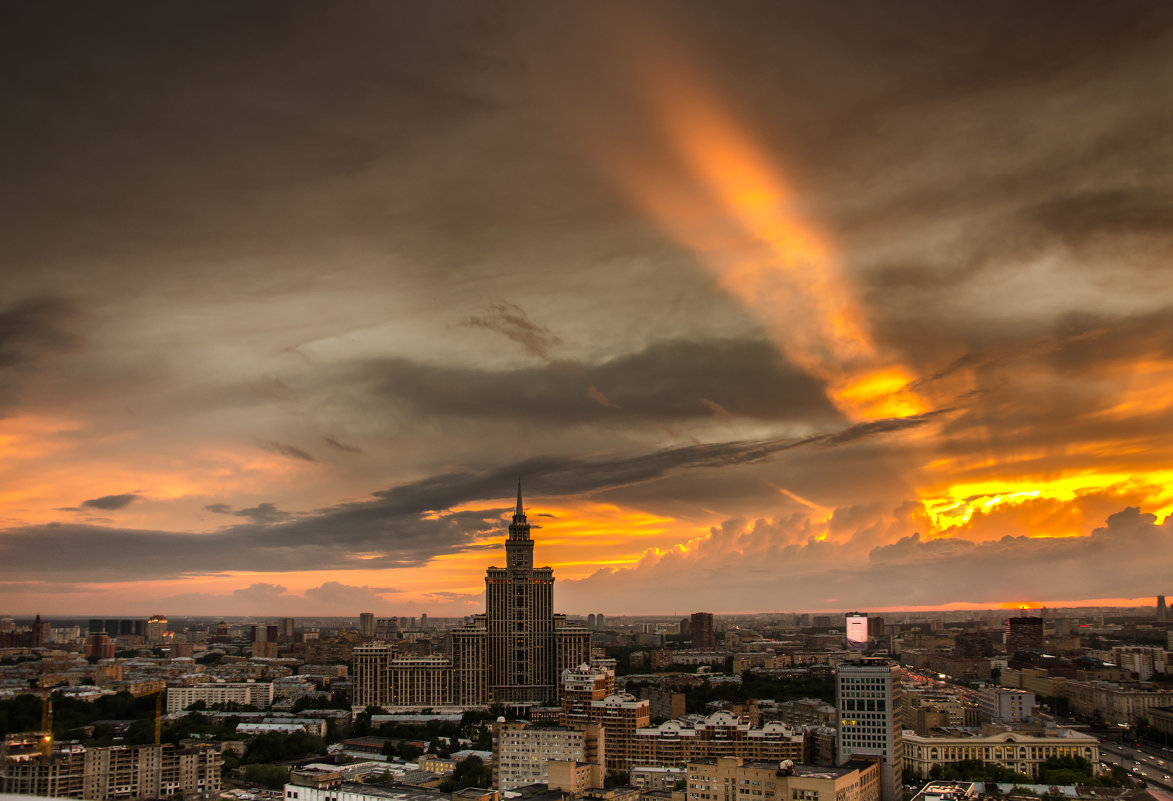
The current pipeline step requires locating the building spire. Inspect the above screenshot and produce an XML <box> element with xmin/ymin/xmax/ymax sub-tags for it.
<box><xmin>509</xmin><ymin>479</ymin><xmax>530</xmax><ymax>541</ymax></box>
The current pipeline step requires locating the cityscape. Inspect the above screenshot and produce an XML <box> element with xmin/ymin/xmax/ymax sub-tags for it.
<box><xmin>3</xmin><ymin>4</ymin><xmax>1173</xmax><ymax>801</ymax></box>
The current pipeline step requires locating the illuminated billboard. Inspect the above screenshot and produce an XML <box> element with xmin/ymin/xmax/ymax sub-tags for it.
<box><xmin>845</xmin><ymin>612</ymin><xmax>868</xmax><ymax>651</ymax></box>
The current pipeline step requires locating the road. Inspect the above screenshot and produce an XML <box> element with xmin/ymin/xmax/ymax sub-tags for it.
<box><xmin>1100</xmin><ymin>739</ymin><xmax>1173</xmax><ymax>791</ymax></box>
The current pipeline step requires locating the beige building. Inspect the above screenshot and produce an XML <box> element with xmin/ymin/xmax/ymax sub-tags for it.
<box><xmin>352</xmin><ymin>643</ymin><xmax>393</xmax><ymax>710</ymax></box>
<box><xmin>493</xmin><ymin>720</ymin><xmax>603</xmax><ymax>790</ymax></box>
<box><xmin>777</xmin><ymin>698</ymin><xmax>836</xmax><ymax>729</ymax></box>
<box><xmin>902</xmin><ymin>726</ymin><xmax>1099</xmax><ymax>781</ymax></box>
<box><xmin>634</xmin><ymin>712</ymin><xmax>804</xmax><ymax>768</ymax></box>
<box><xmin>686</xmin><ymin>756</ymin><xmax>880</xmax><ymax>801</ymax></box>
<box><xmin>388</xmin><ymin>655</ymin><xmax>452</xmax><ymax>707</ymax></box>
<box><xmin>0</xmin><ymin>737</ymin><xmax>221</xmax><ymax>800</ymax></box>
<box><xmin>166</xmin><ymin>680</ymin><xmax>273</xmax><ymax>712</ymax></box>
<box><xmin>559</xmin><ymin>667</ymin><xmax>650</xmax><ymax>771</ymax></box>
<box><xmin>1062</xmin><ymin>680</ymin><xmax>1173</xmax><ymax>725</ymax></box>
<box><xmin>438</xmin><ymin>483</ymin><xmax>592</xmax><ymax>706</ymax></box>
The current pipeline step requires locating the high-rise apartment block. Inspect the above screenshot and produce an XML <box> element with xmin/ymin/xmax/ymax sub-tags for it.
<box><xmin>0</xmin><ymin>737</ymin><xmax>221</xmax><ymax>800</ymax></box>
<box><xmin>146</xmin><ymin>615</ymin><xmax>167</xmax><ymax>645</ymax></box>
<box><xmin>1005</xmin><ymin>617</ymin><xmax>1044</xmax><ymax>656</ymax></box>
<box><xmin>493</xmin><ymin>720</ymin><xmax>603</xmax><ymax>790</ymax></box>
<box><xmin>836</xmin><ymin>660</ymin><xmax>903</xmax><ymax>801</ymax></box>
<box><xmin>558</xmin><ymin>664</ymin><xmax>650</xmax><ymax>771</ymax></box>
<box><xmin>359</xmin><ymin>613</ymin><xmax>375</xmax><ymax>639</ymax></box>
<box><xmin>691</xmin><ymin>612</ymin><xmax>715</xmax><ymax>649</ymax></box>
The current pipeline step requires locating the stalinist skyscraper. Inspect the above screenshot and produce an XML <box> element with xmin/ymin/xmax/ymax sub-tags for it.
<box><xmin>450</xmin><ymin>481</ymin><xmax>591</xmax><ymax>705</ymax></box>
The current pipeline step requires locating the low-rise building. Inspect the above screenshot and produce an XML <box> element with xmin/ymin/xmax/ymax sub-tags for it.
<box><xmin>686</xmin><ymin>756</ymin><xmax>880</xmax><ymax>801</ymax></box>
<box><xmin>902</xmin><ymin>726</ymin><xmax>1099</xmax><ymax>781</ymax></box>
<box><xmin>633</xmin><ymin>712</ymin><xmax>804</xmax><ymax>768</ymax></box>
<box><xmin>166</xmin><ymin>680</ymin><xmax>274</xmax><ymax>712</ymax></box>
<box><xmin>285</xmin><ymin>770</ymin><xmax>446</xmax><ymax>801</ymax></box>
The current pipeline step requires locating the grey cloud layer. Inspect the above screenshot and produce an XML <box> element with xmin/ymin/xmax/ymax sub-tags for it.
<box><xmin>366</xmin><ymin>338</ymin><xmax>842</xmax><ymax>424</ymax></box>
<box><xmin>0</xmin><ymin>412</ymin><xmax>942</xmax><ymax>582</ymax></box>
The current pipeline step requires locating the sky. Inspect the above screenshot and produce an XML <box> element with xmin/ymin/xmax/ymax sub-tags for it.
<box><xmin>2</xmin><ymin>1</ymin><xmax>1173</xmax><ymax>618</ymax></box>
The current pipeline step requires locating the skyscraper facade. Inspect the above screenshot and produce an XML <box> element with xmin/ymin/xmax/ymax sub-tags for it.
<box><xmin>836</xmin><ymin>659</ymin><xmax>903</xmax><ymax>801</ymax></box>
<box><xmin>449</xmin><ymin>482</ymin><xmax>590</xmax><ymax>704</ymax></box>
<box><xmin>691</xmin><ymin>612</ymin><xmax>715</xmax><ymax>649</ymax></box>
<box><xmin>1005</xmin><ymin>616</ymin><xmax>1044</xmax><ymax>656</ymax></box>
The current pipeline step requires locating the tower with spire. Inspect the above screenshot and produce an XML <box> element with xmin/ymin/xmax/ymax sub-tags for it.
<box><xmin>448</xmin><ymin>480</ymin><xmax>591</xmax><ymax>705</ymax></box>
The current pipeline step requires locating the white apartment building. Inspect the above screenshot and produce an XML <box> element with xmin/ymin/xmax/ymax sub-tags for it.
<box><xmin>493</xmin><ymin>720</ymin><xmax>602</xmax><ymax>790</ymax></box>
<box><xmin>977</xmin><ymin>688</ymin><xmax>1035</xmax><ymax>724</ymax></box>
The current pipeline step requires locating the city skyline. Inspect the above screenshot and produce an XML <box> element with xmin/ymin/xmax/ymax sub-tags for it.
<box><xmin>2</xmin><ymin>3</ymin><xmax>1173</xmax><ymax>616</ymax></box>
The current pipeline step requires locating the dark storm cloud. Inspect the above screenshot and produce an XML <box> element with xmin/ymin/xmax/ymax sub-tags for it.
<box><xmin>256</xmin><ymin>439</ymin><xmax>317</xmax><ymax>462</ymax></box>
<box><xmin>205</xmin><ymin>502</ymin><xmax>292</xmax><ymax>524</ymax></box>
<box><xmin>323</xmin><ymin>436</ymin><xmax>363</xmax><ymax>454</ymax></box>
<box><xmin>81</xmin><ymin>493</ymin><xmax>140</xmax><ymax>510</ymax></box>
<box><xmin>0</xmin><ymin>298</ymin><xmax>77</xmax><ymax>367</ymax></box>
<box><xmin>369</xmin><ymin>338</ymin><xmax>842</xmax><ymax>424</ymax></box>
<box><xmin>0</xmin><ymin>297</ymin><xmax>79</xmax><ymax>408</ymax></box>
<box><xmin>0</xmin><ymin>411</ymin><xmax>944</xmax><ymax>582</ymax></box>
<box><xmin>463</xmin><ymin>302</ymin><xmax>563</xmax><ymax>361</ymax></box>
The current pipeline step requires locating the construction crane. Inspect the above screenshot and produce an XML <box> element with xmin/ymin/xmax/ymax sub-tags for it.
<box><xmin>39</xmin><ymin>690</ymin><xmax>53</xmax><ymax>758</ymax></box>
<box><xmin>155</xmin><ymin>690</ymin><xmax>162</xmax><ymax>745</ymax></box>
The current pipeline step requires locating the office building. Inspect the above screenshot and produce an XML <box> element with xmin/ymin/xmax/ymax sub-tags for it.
<box><xmin>686</xmin><ymin>756</ymin><xmax>880</xmax><ymax>801</ymax></box>
<box><xmin>836</xmin><ymin>660</ymin><xmax>903</xmax><ymax>801</ymax></box>
<box><xmin>846</xmin><ymin>612</ymin><xmax>869</xmax><ymax>652</ymax></box>
<box><xmin>691</xmin><ymin>613</ymin><xmax>715</xmax><ymax>650</ymax></box>
<box><xmin>1159</xmin><ymin>596</ymin><xmax>1168</xmax><ymax>624</ymax></box>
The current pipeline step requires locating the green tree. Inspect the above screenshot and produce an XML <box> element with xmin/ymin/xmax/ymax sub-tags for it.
<box><xmin>438</xmin><ymin>757</ymin><xmax>493</xmax><ymax>792</ymax></box>
<box><xmin>244</xmin><ymin>763</ymin><xmax>290</xmax><ymax>789</ymax></box>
